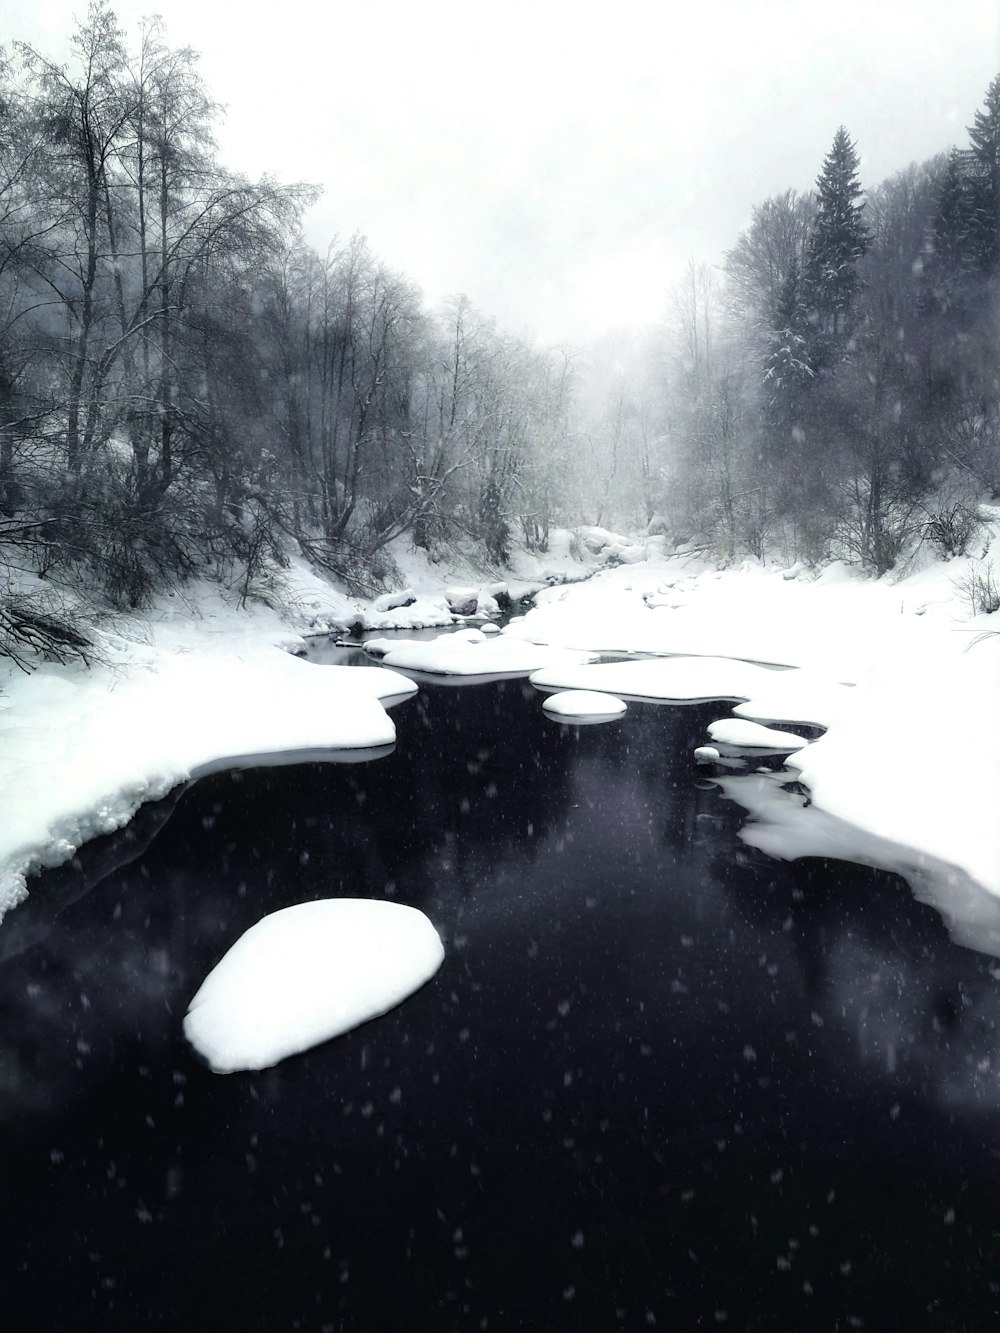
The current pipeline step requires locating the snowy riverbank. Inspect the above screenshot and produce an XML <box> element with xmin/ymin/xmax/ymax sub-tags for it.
<box><xmin>0</xmin><ymin>588</ymin><xmax>421</xmax><ymax>918</ymax></box>
<box><xmin>505</xmin><ymin>539</ymin><xmax>1000</xmax><ymax>901</ymax></box>
<box><xmin>0</xmin><ymin>524</ymin><xmax>997</xmax><ymax>928</ymax></box>
<box><xmin>0</xmin><ymin>533</ymin><xmax>613</xmax><ymax>921</ymax></box>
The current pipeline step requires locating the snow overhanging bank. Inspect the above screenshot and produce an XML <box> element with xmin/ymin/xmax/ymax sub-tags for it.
<box><xmin>782</xmin><ymin>640</ymin><xmax>1000</xmax><ymax>897</ymax></box>
<box><xmin>514</xmin><ymin>556</ymin><xmax>1000</xmax><ymax>905</ymax></box>
<box><xmin>716</xmin><ymin>769</ymin><xmax>1000</xmax><ymax>959</ymax></box>
<box><xmin>0</xmin><ymin>622</ymin><xmax>413</xmax><ymax>922</ymax></box>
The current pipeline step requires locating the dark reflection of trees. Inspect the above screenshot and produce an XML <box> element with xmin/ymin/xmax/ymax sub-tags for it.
<box><xmin>182</xmin><ymin>679</ymin><xmax>583</xmax><ymax>918</ymax></box>
<box><xmin>0</xmin><ymin>789</ymin><xmax>183</xmax><ymax>964</ymax></box>
<box><xmin>697</xmin><ymin>790</ymin><xmax>1000</xmax><ymax>1113</ymax></box>
<box><xmin>711</xmin><ymin>828</ymin><xmax>958</xmax><ymax>992</ymax></box>
<box><xmin>549</xmin><ymin>698</ymin><xmax>737</xmax><ymax>858</ymax></box>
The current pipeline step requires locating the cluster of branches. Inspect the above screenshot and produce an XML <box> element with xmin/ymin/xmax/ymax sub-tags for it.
<box><xmin>655</xmin><ymin>81</ymin><xmax>1000</xmax><ymax>572</ymax></box>
<box><xmin>0</xmin><ymin>3</ymin><xmax>578</xmax><ymax>667</ymax></box>
<box><xmin>266</xmin><ymin>274</ymin><xmax>576</xmax><ymax>585</ymax></box>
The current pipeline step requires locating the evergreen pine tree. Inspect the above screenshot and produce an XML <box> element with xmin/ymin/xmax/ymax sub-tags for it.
<box><xmin>966</xmin><ymin>73</ymin><xmax>1000</xmax><ymax>271</ymax></box>
<box><xmin>805</xmin><ymin>127</ymin><xmax>870</xmax><ymax>337</ymax></box>
<box><xmin>922</xmin><ymin>150</ymin><xmax>975</xmax><ymax>313</ymax></box>
<box><xmin>762</xmin><ymin>255</ymin><xmax>813</xmax><ymax>423</ymax></box>
<box><xmin>760</xmin><ymin>253</ymin><xmax>817</xmax><ymax>523</ymax></box>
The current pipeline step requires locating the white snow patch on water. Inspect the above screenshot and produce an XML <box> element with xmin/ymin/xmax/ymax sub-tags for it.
<box><xmin>530</xmin><ymin>656</ymin><xmax>784</xmax><ymax>703</ymax></box>
<box><xmin>184</xmin><ymin>899</ymin><xmax>444</xmax><ymax>1073</ymax></box>
<box><xmin>541</xmin><ymin>690</ymin><xmax>627</xmax><ymax>721</ymax></box>
<box><xmin>707</xmin><ymin>719</ymin><xmax>809</xmax><ymax>751</ymax></box>
<box><xmin>364</xmin><ymin>632</ymin><xmax>595</xmax><ymax>678</ymax></box>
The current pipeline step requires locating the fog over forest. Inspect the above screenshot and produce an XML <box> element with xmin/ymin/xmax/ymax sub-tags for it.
<box><xmin>0</xmin><ymin>2</ymin><xmax>998</xmax><ymax>661</ymax></box>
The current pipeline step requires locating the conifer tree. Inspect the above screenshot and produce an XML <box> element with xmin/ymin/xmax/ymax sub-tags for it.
<box><xmin>805</xmin><ymin>127</ymin><xmax>870</xmax><ymax>338</ymax></box>
<box><xmin>923</xmin><ymin>150</ymin><xmax>975</xmax><ymax>313</ymax></box>
<box><xmin>763</xmin><ymin>255</ymin><xmax>813</xmax><ymax>414</ymax></box>
<box><xmin>966</xmin><ymin>74</ymin><xmax>1000</xmax><ymax>271</ymax></box>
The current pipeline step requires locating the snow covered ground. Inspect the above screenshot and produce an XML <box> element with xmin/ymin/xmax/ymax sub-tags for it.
<box><xmin>0</xmin><ymin>520</ymin><xmax>997</xmax><ymax>944</ymax></box>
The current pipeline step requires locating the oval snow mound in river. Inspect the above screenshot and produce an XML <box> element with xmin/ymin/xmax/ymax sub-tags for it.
<box><xmin>707</xmin><ymin>718</ymin><xmax>809</xmax><ymax>750</ymax></box>
<box><xmin>541</xmin><ymin>689</ymin><xmax>627</xmax><ymax>722</ymax></box>
<box><xmin>184</xmin><ymin>899</ymin><xmax>444</xmax><ymax>1073</ymax></box>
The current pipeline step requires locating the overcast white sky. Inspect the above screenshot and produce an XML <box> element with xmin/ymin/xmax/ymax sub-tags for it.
<box><xmin>5</xmin><ymin>0</ymin><xmax>999</xmax><ymax>343</ymax></box>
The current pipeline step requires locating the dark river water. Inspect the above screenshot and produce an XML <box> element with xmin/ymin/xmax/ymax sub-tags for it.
<box><xmin>2</xmin><ymin>675</ymin><xmax>999</xmax><ymax>1331</ymax></box>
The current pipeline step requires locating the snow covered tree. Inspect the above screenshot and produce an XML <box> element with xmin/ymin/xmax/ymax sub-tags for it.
<box><xmin>723</xmin><ymin>191</ymin><xmax>816</xmax><ymax>545</ymax></box>
<box><xmin>923</xmin><ymin>150</ymin><xmax>976</xmax><ymax>312</ymax></box>
<box><xmin>805</xmin><ymin>127</ymin><xmax>870</xmax><ymax>339</ymax></box>
<box><xmin>966</xmin><ymin>74</ymin><xmax>1000</xmax><ymax>272</ymax></box>
<box><xmin>3</xmin><ymin>4</ymin><xmax>312</xmax><ymax>608</ymax></box>
<box><xmin>724</xmin><ymin>189</ymin><xmax>814</xmax><ymax>335</ymax></box>
<box><xmin>761</xmin><ymin>256</ymin><xmax>814</xmax><ymax>427</ymax></box>
<box><xmin>17</xmin><ymin>2</ymin><xmax>132</xmax><ymax>482</ymax></box>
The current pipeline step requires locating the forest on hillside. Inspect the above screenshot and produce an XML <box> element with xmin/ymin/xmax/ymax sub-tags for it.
<box><xmin>0</xmin><ymin>2</ymin><xmax>998</xmax><ymax>665</ymax></box>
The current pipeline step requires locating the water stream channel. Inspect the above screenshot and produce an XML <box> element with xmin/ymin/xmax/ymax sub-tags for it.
<box><xmin>2</xmin><ymin>666</ymin><xmax>999</xmax><ymax>1330</ymax></box>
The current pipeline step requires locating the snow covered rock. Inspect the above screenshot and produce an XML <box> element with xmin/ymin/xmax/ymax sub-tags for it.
<box><xmin>445</xmin><ymin>586</ymin><xmax>479</xmax><ymax>615</ymax></box>
<box><xmin>541</xmin><ymin>690</ymin><xmax>627</xmax><ymax>722</ymax></box>
<box><xmin>371</xmin><ymin>588</ymin><xmax>417</xmax><ymax>613</ymax></box>
<box><xmin>485</xmin><ymin>581</ymin><xmax>511</xmax><ymax>609</ymax></box>
<box><xmin>184</xmin><ymin>899</ymin><xmax>445</xmax><ymax>1073</ymax></box>
<box><xmin>576</xmin><ymin>525</ymin><xmax>618</xmax><ymax>554</ymax></box>
<box><xmin>693</xmin><ymin>746</ymin><xmax>720</xmax><ymax>764</ymax></box>
<box><xmin>706</xmin><ymin>718</ymin><xmax>810</xmax><ymax>750</ymax></box>
<box><xmin>360</xmin><ymin>596</ymin><xmax>454</xmax><ymax>632</ymax></box>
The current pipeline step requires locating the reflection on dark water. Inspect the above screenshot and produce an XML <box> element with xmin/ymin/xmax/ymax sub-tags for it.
<box><xmin>717</xmin><ymin>768</ymin><xmax>1000</xmax><ymax>960</ymax></box>
<box><xmin>2</xmin><ymin>682</ymin><xmax>1000</xmax><ymax>1331</ymax></box>
<box><xmin>0</xmin><ymin>793</ymin><xmax>182</xmax><ymax>966</ymax></box>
